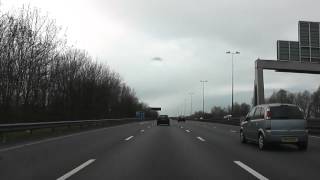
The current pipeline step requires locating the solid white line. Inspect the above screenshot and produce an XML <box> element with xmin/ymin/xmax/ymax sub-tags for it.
<box><xmin>125</xmin><ymin>136</ymin><xmax>134</xmax><ymax>141</ymax></box>
<box><xmin>57</xmin><ymin>159</ymin><xmax>95</xmax><ymax>180</ymax></box>
<box><xmin>186</xmin><ymin>130</ymin><xmax>191</xmax><ymax>133</ymax></box>
<box><xmin>197</xmin><ymin>136</ymin><xmax>205</xmax><ymax>142</ymax></box>
<box><xmin>234</xmin><ymin>161</ymin><xmax>268</xmax><ymax>180</ymax></box>
<box><xmin>310</xmin><ymin>135</ymin><xmax>320</xmax><ymax>139</ymax></box>
<box><xmin>0</xmin><ymin>122</ymin><xmax>138</xmax><ymax>153</ymax></box>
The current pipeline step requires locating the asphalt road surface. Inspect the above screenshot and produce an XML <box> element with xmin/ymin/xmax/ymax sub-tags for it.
<box><xmin>1</xmin><ymin>120</ymin><xmax>320</xmax><ymax>180</ymax></box>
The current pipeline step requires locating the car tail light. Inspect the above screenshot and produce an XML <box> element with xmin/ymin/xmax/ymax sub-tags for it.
<box><xmin>265</xmin><ymin>108</ymin><xmax>271</xmax><ymax>130</ymax></box>
<box><xmin>266</xmin><ymin>110</ymin><xmax>271</xmax><ymax>120</ymax></box>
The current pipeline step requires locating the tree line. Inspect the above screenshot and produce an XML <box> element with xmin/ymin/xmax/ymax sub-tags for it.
<box><xmin>266</xmin><ymin>88</ymin><xmax>320</xmax><ymax>118</ymax></box>
<box><xmin>191</xmin><ymin>102</ymin><xmax>251</xmax><ymax>119</ymax></box>
<box><xmin>192</xmin><ymin>86</ymin><xmax>320</xmax><ymax>119</ymax></box>
<box><xmin>0</xmin><ymin>7</ymin><xmax>157</xmax><ymax>123</ymax></box>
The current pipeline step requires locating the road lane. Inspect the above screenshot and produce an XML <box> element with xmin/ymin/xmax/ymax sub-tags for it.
<box><xmin>72</xmin><ymin>121</ymin><xmax>254</xmax><ymax>180</ymax></box>
<box><xmin>182</xmin><ymin>121</ymin><xmax>320</xmax><ymax>180</ymax></box>
<box><xmin>124</xmin><ymin>136</ymin><xmax>134</xmax><ymax>141</ymax></box>
<box><xmin>197</xmin><ymin>136</ymin><xmax>206</xmax><ymax>141</ymax></box>
<box><xmin>0</xmin><ymin>121</ymin><xmax>155</xmax><ymax>180</ymax></box>
<box><xmin>1</xmin><ymin>120</ymin><xmax>319</xmax><ymax>180</ymax></box>
<box><xmin>234</xmin><ymin>161</ymin><xmax>269</xmax><ymax>180</ymax></box>
<box><xmin>57</xmin><ymin>159</ymin><xmax>96</xmax><ymax>180</ymax></box>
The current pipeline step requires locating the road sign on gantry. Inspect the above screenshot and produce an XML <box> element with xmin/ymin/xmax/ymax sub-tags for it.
<box><xmin>277</xmin><ymin>40</ymin><xmax>300</xmax><ymax>61</ymax></box>
<box><xmin>299</xmin><ymin>21</ymin><xmax>320</xmax><ymax>63</ymax></box>
<box><xmin>277</xmin><ymin>21</ymin><xmax>320</xmax><ymax>63</ymax></box>
<box><xmin>136</xmin><ymin>111</ymin><xmax>145</xmax><ymax>120</ymax></box>
<box><xmin>150</xmin><ymin>107</ymin><xmax>161</xmax><ymax>111</ymax></box>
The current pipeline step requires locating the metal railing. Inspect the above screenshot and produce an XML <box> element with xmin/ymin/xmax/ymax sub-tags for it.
<box><xmin>0</xmin><ymin>118</ymin><xmax>145</xmax><ymax>143</ymax></box>
<box><xmin>194</xmin><ymin>118</ymin><xmax>320</xmax><ymax>134</ymax></box>
<box><xmin>196</xmin><ymin>117</ymin><xmax>240</xmax><ymax>126</ymax></box>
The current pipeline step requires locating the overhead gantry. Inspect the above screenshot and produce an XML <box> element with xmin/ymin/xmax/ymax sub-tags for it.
<box><xmin>254</xmin><ymin>59</ymin><xmax>320</xmax><ymax>106</ymax></box>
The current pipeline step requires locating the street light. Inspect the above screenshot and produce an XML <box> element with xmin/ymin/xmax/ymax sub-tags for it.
<box><xmin>200</xmin><ymin>80</ymin><xmax>208</xmax><ymax>117</ymax></box>
<box><xmin>226</xmin><ymin>51</ymin><xmax>240</xmax><ymax>115</ymax></box>
<box><xmin>189</xmin><ymin>92</ymin><xmax>194</xmax><ymax>116</ymax></box>
<box><xmin>183</xmin><ymin>98</ymin><xmax>187</xmax><ymax>116</ymax></box>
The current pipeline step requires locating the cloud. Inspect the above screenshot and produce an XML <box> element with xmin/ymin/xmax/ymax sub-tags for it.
<box><xmin>151</xmin><ymin>57</ymin><xmax>163</xmax><ymax>62</ymax></box>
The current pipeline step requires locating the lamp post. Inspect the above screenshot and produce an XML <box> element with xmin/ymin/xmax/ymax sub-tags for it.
<box><xmin>189</xmin><ymin>92</ymin><xmax>194</xmax><ymax>116</ymax></box>
<box><xmin>226</xmin><ymin>51</ymin><xmax>240</xmax><ymax>115</ymax></box>
<box><xmin>200</xmin><ymin>80</ymin><xmax>208</xmax><ymax>117</ymax></box>
<box><xmin>183</xmin><ymin>98</ymin><xmax>187</xmax><ymax>116</ymax></box>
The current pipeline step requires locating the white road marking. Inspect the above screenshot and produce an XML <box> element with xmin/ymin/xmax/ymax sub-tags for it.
<box><xmin>180</xmin><ymin>126</ymin><xmax>184</xmax><ymax>129</ymax></box>
<box><xmin>310</xmin><ymin>135</ymin><xmax>320</xmax><ymax>139</ymax></box>
<box><xmin>197</xmin><ymin>136</ymin><xmax>205</xmax><ymax>142</ymax></box>
<box><xmin>57</xmin><ymin>159</ymin><xmax>95</xmax><ymax>180</ymax></box>
<box><xmin>147</xmin><ymin>126</ymin><xmax>151</xmax><ymax>128</ymax></box>
<box><xmin>140</xmin><ymin>129</ymin><xmax>145</xmax><ymax>133</ymax></box>
<box><xmin>234</xmin><ymin>161</ymin><xmax>268</xmax><ymax>180</ymax></box>
<box><xmin>125</xmin><ymin>136</ymin><xmax>134</xmax><ymax>141</ymax></box>
<box><xmin>230</xmin><ymin>130</ymin><xmax>237</xmax><ymax>133</ymax></box>
<box><xmin>185</xmin><ymin>130</ymin><xmax>191</xmax><ymax>133</ymax></box>
<box><xmin>0</xmin><ymin>123</ymin><xmax>138</xmax><ymax>153</ymax></box>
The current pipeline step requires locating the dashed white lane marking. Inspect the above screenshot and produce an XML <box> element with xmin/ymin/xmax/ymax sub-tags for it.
<box><xmin>197</xmin><ymin>136</ymin><xmax>205</xmax><ymax>142</ymax></box>
<box><xmin>140</xmin><ymin>129</ymin><xmax>145</xmax><ymax>133</ymax></box>
<box><xmin>180</xmin><ymin>126</ymin><xmax>184</xmax><ymax>129</ymax></box>
<box><xmin>310</xmin><ymin>135</ymin><xmax>320</xmax><ymax>139</ymax></box>
<box><xmin>125</xmin><ymin>136</ymin><xmax>134</xmax><ymax>141</ymax></box>
<box><xmin>185</xmin><ymin>130</ymin><xmax>191</xmax><ymax>133</ymax></box>
<box><xmin>234</xmin><ymin>161</ymin><xmax>268</xmax><ymax>180</ymax></box>
<box><xmin>230</xmin><ymin>130</ymin><xmax>237</xmax><ymax>133</ymax></box>
<box><xmin>57</xmin><ymin>159</ymin><xmax>95</xmax><ymax>180</ymax></box>
<box><xmin>147</xmin><ymin>126</ymin><xmax>151</xmax><ymax>129</ymax></box>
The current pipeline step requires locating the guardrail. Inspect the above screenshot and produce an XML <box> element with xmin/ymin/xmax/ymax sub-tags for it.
<box><xmin>194</xmin><ymin>118</ymin><xmax>320</xmax><ymax>134</ymax></box>
<box><xmin>0</xmin><ymin>118</ymin><xmax>146</xmax><ymax>143</ymax></box>
<box><xmin>196</xmin><ymin>118</ymin><xmax>240</xmax><ymax>126</ymax></box>
<box><xmin>308</xmin><ymin>119</ymin><xmax>320</xmax><ymax>134</ymax></box>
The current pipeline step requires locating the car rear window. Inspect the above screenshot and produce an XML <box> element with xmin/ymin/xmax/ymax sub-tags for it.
<box><xmin>270</xmin><ymin>106</ymin><xmax>303</xmax><ymax>119</ymax></box>
<box><xmin>158</xmin><ymin>115</ymin><xmax>168</xmax><ymax>120</ymax></box>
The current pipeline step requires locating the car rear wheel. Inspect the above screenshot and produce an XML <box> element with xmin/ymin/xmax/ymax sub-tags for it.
<box><xmin>258</xmin><ymin>134</ymin><xmax>266</xmax><ymax>150</ymax></box>
<box><xmin>297</xmin><ymin>142</ymin><xmax>308</xmax><ymax>151</ymax></box>
<box><xmin>240</xmin><ymin>131</ymin><xmax>247</xmax><ymax>143</ymax></box>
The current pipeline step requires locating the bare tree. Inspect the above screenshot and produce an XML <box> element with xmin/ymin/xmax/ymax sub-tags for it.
<box><xmin>0</xmin><ymin>6</ymin><xmax>154</xmax><ymax>123</ymax></box>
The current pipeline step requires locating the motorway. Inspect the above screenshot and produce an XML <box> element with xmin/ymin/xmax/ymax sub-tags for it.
<box><xmin>0</xmin><ymin>120</ymin><xmax>320</xmax><ymax>180</ymax></box>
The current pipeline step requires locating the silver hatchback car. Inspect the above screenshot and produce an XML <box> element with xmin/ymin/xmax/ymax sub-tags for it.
<box><xmin>240</xmin><ymin>103</ymin><xmax>308</xmax><ymax>150</ymax></box>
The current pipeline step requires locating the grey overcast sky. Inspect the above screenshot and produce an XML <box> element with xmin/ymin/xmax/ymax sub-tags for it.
<box><xmin>2</xmin><ymin>0</ymin><xmax>320</xmax><ymax>116</ymax></box>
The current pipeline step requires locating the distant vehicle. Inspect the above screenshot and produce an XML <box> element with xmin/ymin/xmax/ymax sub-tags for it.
<box><xmin>224</xmin><ymin>114</ymin><xmax>232</xmax><ymax>120</ymax></box>
<box><xmin>240</xmin><ymin>103</ymin><xmax>308</xmax><ymax>150</ymax></box>
<box><xmin>178</xmin><ymin>116</ymin><xmax>186</xmax><ymax>122</ymax></box>
<box><xmin>157</xmin><ymin>115</ymin><xmax>170</xmax><ymax>126</ymax></box>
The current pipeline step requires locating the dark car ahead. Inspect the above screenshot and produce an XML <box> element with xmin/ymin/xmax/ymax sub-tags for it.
<box><xmin>157</xmin><ymin>115</ymin><xmax>170</xmax><ymax>126</ymax></box>
<box><xmin>177</xmin><ymin>116</ymin><xmax>186</xmax><ymax>122</ymax></box>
